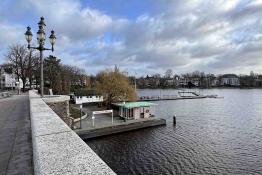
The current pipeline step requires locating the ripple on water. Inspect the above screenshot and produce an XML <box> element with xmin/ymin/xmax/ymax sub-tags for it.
<box><xmin>86</xmin><ymin>89</ymin><xmax>262</xmax><ymax>175</ymax></box>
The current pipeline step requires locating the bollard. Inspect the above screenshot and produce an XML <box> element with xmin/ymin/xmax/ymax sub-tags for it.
<box><xmin>92</xmin><ymin>116</ymin><xmax>95</xmax><ymax>127</ymax></box>
<box><xmin>79</xmin><ymin>104</ymin><xmax>82</xmax><ymax>129</ymax></box>
<box><xmin>173</xmin><ymin>115</ymin><xmax>176</xmax><ymax>125</ymax></box>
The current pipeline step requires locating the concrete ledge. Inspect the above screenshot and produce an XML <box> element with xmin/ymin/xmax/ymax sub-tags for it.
<box><xmin>73</xmin><ymin>113</ymin><xmax>88</xmax><ymax>122</ymax></box>
<box><xmin>77</xmin><ymin>118</ymin><xmax>166</xmax><ymax>140</ymax></box>
<box><xmin>29</xmin><ymin>90</ymin><xmax>116</xmax><ymax>175</ymax></box>
<box><xmin>42</xmin><ymin>95</ymin><xmax>70</xmax><ymax>103</ymax></box>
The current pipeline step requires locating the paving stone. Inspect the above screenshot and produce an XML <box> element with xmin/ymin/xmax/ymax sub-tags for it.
<box><xmin>0</xmin><ymin>152</ymin><xmax>10</xmax><ymax>174</ymax></box>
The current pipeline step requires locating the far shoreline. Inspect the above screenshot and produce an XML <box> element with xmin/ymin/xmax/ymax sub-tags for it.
<box><xmin>137</xmin><ymin>87</ymin><xmax>262</xmax><ymax>90</ymax></box>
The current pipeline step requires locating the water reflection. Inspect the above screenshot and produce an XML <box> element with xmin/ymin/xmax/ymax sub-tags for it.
<box><xmin>86</xmin><ymin>89</ymin><xmax>262</xmax><ymax>175</ymax></box>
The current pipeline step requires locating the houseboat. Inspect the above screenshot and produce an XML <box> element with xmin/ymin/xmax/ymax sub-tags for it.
<box><xmin>113</xmin><ymin>102</ymin><xmax>157</xmax><ymax>120</ymax></box>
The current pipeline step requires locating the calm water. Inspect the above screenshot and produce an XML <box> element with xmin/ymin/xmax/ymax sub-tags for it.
<box><xmin>86</xmin><ymin>89</ymin><xmax>262</xmax><ymax>175</ymax></box>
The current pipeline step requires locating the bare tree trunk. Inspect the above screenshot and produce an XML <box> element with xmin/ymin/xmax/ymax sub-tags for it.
<box><xmin>22</xmin><ymin>78</ymin><xmax>26</xmax><ymax>92</ymax></box>
<box><xmin>29</xmin><ymin>78</ymin><xmax>32</xmax><ymax>89</ymax></box>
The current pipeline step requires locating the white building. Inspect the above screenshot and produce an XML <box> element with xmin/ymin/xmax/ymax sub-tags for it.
<box><xmin>0</xmin><ymin>72</ymin><xmax>23</xmax><ymax>90</ymax></box>
<box><xmin>74</xmin><ymin>95</ymin><xmax>103</xmax><ymax>104</ymax></box>
<box><xmin>179</xmin><ymin>77</ymin><xmax>188</xmax><ymax>86</ymax></box>
<box><xmin>220</xmin><ymin>74</ymin><xmax>240</xmax><ymax>86</ymax></box>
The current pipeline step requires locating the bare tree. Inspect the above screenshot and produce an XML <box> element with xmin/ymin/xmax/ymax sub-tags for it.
<box><xmin>31</xmin><ymin>53</ymin><xmax>40</xmax><ymax>88</ymax></box>
<box><xmin>0</xmin><ymin>63</ymin><xmax>13</xmax><ymax>74</ymax></box>
<box><xmin>5</xmin><ymin>44</ymin><xmax>32</xmax><ymax>91</ymax></box>
<box><xmin>70</xmin><ymin>66</ymin><xmax>86</xmax><ymax>86</ymax></box>
<box><xmin>164</xmin><ymin>69</ymin><xmax>173</xmax><ymax>78</ymax></box>
<box><xmin>44</xmin><ymin>55</ymin><xmax>61</xmax><ymax>93</ymax></box>
<box><xmin>26</xmin><ymin>50</ymin><xmax>40</xmax><ymax>88</ymax></box>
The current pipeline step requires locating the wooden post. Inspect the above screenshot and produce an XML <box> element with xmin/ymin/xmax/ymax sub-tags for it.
<box><xmin>173</xmin><ymin>115</ymin><xmax>176</xmax><ymax>125</ymax></box>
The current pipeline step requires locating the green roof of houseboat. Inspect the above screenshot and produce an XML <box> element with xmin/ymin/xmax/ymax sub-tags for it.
<box><xmin>113</xmin><ymin>102</ymin><xmax>157</xmax><ymax>109</ymax></box>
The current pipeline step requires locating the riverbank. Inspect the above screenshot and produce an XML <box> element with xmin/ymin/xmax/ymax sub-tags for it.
<box><xmin>137</xmin><ymin>87</ymin><xmax>262</xmax><ymax>89</ymax></box>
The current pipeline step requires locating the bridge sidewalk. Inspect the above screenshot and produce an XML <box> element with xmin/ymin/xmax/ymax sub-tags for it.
<box><xmin>0</xmin><ymin>94</ymin><xmax>33</xmax><ymax>175</ymax></box>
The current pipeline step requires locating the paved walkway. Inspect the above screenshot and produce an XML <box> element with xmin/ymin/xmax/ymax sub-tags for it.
<box><xmin>0</xmin><ymin>94</ymin><xmax>33</xmax><ymax>175</ymax></box>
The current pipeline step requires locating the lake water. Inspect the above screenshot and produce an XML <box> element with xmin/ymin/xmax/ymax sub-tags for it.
<box><xmin>86</xmin><ymin>89</ymin><xmax>262</xmax><ymax>175</ymax></box>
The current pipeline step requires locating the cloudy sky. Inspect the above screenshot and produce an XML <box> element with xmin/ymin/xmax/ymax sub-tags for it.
<box><xmin>0</xmin><ymin>0</ymin><xmax>262</xmax><ymax>76</ymax></box>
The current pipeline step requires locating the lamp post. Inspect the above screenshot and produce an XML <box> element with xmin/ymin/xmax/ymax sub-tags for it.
<box><xmin>25</xmin><ymin>17</ymin><xmax>56</xmax><ymax>97</ymax></box>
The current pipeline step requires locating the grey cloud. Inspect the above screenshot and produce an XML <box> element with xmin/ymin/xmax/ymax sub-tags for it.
<box><xmin>2</xmin><ymin>0</ymin><xmax>262</xmax><ymax>75</ymax></box>
<box><xmin>229</xmin><ymin>2</ymin><xmax>262</xmax><ymax>22</ymax></box>
<box><xmin>64</xmin><ymin>0</ymin><xmax>262</xmax><ymax>74</ymax></box>
<box><xmin>24</xmin><ymin>0</ymin><xmax>113</xmax><ymax>42</ymax></box>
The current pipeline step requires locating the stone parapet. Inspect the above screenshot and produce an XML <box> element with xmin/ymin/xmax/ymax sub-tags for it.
<box><xmin>29</xmin><ymin>90</ymin><xmax>116</xmax><ymax>175</ymax></box>
<box><xmin>43</xmin><ymin>95</ymin><xmax>72</xmax><ymax>127</ymax></box>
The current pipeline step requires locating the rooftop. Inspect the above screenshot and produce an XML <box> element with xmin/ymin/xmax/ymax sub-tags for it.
<box><xmin>221</xmin><ymin>74</ymin><xmax>238</xmax><ymax>78</ymax></box>
<box><xmin>113</xmin><ymin>101</ymin><xmax>157</xmax><ymax>109</ymax></box>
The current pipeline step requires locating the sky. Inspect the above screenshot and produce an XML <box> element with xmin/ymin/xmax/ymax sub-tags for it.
<box><xmin>1</xmin><ymin>0</ymin><xmax>262</xmax><ymax>76</ymax></box>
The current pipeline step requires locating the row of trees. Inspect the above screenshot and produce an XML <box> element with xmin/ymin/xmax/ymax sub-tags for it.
<box><xmin>163</xmin><ymin>69</ymin><xmax>215</xmax><ymax>79</ymax></box>
<box><xmin>3</xmin><ymin>44</ymin><xmax>138</xmax><ymax>106</ymax></box>
<box><xmin>5</xmin><ymin>44</ymin><xmax>40</xmax><ymax>91</ymax></box>
<box><xmin>43</xmin><ymin>55</ymin><xmax>86</xmax><ymax>94</ymax></box>
<box><xmin>3</xmin><ymin>44</ymin><xmax>87</xmax><ymax>94</ymax></box>
<box><xmin>136</xmin><ymin>69</ymin><xmax>262</xmax><ymax>89</ymax></box>
<box><xmin>136</xmin><ymin>71</ymin><xmax>217</xmax><ymax>89</ymax></box>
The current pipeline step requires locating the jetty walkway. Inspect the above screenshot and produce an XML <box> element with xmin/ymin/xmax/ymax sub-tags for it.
<box><xmin>0</xmin><ymin>94</ymin><xmax>33</xmax><ymax>175</ymax></box>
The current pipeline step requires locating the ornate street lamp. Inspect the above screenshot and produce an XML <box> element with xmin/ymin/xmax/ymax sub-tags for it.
<box><xmin>25</xmin><ymin>17</ymin><xmax>56</xmax><ymax>97</ymax></box>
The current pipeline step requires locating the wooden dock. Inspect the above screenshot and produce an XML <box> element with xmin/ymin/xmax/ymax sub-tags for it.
<box><xmin>139</xmin><ymin>95</ymin><xmax>217</xmax><ymax>101</ymax></box>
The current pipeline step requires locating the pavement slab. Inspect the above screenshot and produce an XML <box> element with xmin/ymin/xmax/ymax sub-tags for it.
<box><xmin>0</xmin><ymin>94</ymin><xmax>33</xmax><ymax>175</ymax></box>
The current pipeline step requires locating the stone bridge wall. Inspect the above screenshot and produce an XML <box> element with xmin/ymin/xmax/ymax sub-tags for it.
<box><xmin>29</xmin><ymin>90</ymin><xmax>116</xmax><ymax>175</ymax></box>
<box><xmin>42</xmin><ymin>96</ymin><xmax>72</xmax><ymax>128</ymax></box>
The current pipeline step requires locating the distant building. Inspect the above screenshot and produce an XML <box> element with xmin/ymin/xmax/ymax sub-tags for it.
<box><xmin>144</xmin><ymin>75</ymin><xmax>160</xmax><ymax>88</ymax></box>
<box><xmin>73</xmin><ymin>89</ymin><xmax>103</xmax><ymax>104</ymax></box>
<box><xmin>178</xmin><ymin>77</ymin><xmax>199</xmax><ymax>87</ymax></box>
<box><xmin>179</xmin><ymin>77</ymin><xmax>188</xmax><ymax>86</ymax></box>
<box><xmin>220</xmin><ymin>74</ymin><xmax>240</xmax><ymax>86</ymax></box>
<box><xmin>211</xmin><ymin>78</ymin><xmax>220</xmax><ymax>87</ymax></box>
<box><xmin>189</xmin><ymin>78</ymin><xmax>200</xmax><ymax>87</ymax></box>
<box><xmin>0</xmin><ymin>68</ymin><xmax>23</xmax><ymax>90</ymax></box>
<box><xmin>74</xmin><ymin>95</ymin><xmax>103</xmax><ymax>105</ymax></box>
<box><xmin>165</xmin><ymin>78</ymin><xmax>176</xmax><ymax>87</ymax></box>
<box><xmin>254</xmin><ymin>75</ymin><xmax>262</xmax><ymax>87</ymax></box>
